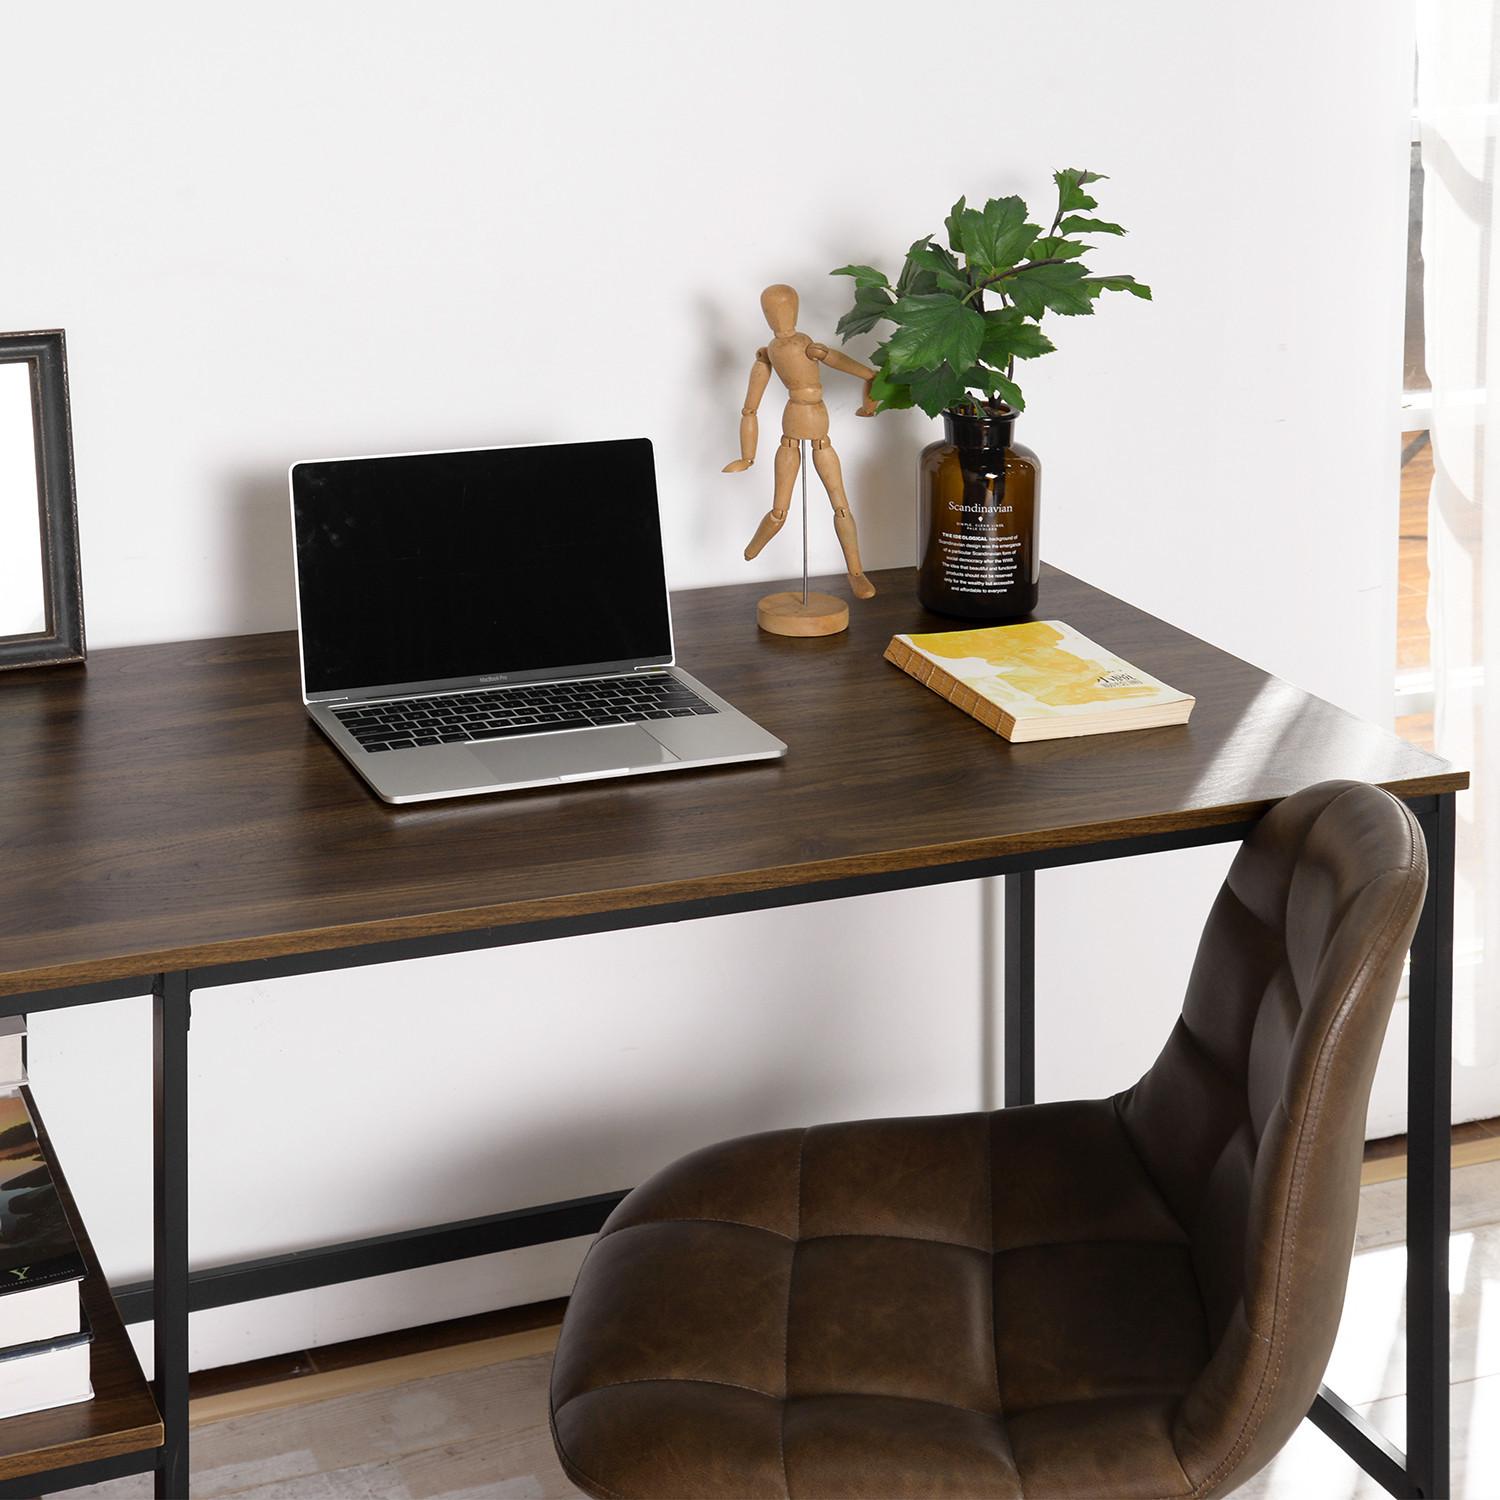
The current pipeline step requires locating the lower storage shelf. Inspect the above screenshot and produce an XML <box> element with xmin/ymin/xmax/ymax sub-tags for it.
<box><xmin>0</xmin><ymin>1086</ymin><xmax>161</xmax><ymax>1491</ymax></box>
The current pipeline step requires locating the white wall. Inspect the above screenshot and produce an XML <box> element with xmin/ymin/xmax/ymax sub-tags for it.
<box><xmin>6</xmin><ymin>0</ymin><xmax>1414</xmax><ymax>1372</ymax></box>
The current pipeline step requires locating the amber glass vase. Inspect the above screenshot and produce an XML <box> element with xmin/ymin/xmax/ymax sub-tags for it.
<box><xmin>917</xmin><ymin>407</ymin><xmax>1041</xmax><ymax>620</ymax></box>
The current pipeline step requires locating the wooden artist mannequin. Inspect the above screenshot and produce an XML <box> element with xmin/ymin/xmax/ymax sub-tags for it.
<box><xmin>724</xmin><ymin>284</ymin><xmax>879</xmax><ymax>615</ymax></box>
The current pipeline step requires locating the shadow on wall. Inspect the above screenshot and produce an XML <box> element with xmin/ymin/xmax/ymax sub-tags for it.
<box><xmin>685</xmin><ymin>291</ymin><xmax>749</xmax><ymax>567</ymax></box>
<box><xmin>227</xmin><ymin>472</ymin><xmax>300</xmax><ymax>636</ymax></box>
<box><xmin>490</xmin><ymin>888</ymin><xmax>1005</xmax><ymax>1207</ymax></box>
<box><xmin>848</xmin><ymin>408</ymin><xmax>923</xmax><ymax>575</ymax></box>
<box><xmin>223</xmin><ymin>413</ymin><xmax>576</xmax><ymax>638</ymax></box>
<box><xmin>687</xmin><ymin>286</ymin><xmax>925</xmax><ymax>583</ymax></box>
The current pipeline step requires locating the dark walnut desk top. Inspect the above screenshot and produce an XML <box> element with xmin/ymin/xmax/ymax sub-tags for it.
<box><xmin>0</xmin><ymin>565</ymin><xmax>1463</xmax><ymax>996</ymax></box>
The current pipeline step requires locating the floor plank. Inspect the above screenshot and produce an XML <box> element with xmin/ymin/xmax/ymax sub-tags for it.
<box><xmin>1398</xmin><ymin>429</ymin><xmax>1434</xmax><ymax>754</ymax></box>
<box><xmin>1399</xmin><ymin>429</ymin><xmax>1431</xmax><ymax>679</ymax></box>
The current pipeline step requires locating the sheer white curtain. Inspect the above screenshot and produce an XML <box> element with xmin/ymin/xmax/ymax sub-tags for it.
<box><xmin>1419</xmin><ymin>0</ymin><xmax>1500</xmax><ymax>1076</ymax></box>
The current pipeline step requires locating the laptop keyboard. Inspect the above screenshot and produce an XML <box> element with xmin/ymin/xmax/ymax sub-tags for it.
<box><xmin>331</xmin><ymin>674</ymin><xmax>718</xmax><ymax>753</ymax></box>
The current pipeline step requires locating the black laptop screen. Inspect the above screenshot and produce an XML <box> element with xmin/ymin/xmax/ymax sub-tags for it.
<box><xmin>291</xmin><ymin>439</ymin><xmax>673</xmax><ymax>697</ymax></box>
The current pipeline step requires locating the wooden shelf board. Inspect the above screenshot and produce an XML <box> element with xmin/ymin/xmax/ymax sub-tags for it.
<box><xmin>0</xmin><ymin>1087</ymin><xmax>161</xmax><ymax>1483</ymax></box>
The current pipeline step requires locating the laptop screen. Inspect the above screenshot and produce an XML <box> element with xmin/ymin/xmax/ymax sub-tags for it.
<box><xmin>291</xmin><ymin>439</ymin><xmax>674</xmax><ymax>698</ymax></box>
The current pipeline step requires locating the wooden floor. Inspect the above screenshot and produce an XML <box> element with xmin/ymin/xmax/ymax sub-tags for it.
<box><xmin>53</xmin><ymin>1147</ymin><xmax>1500</xmax><ymax>1499</ymax></box>
<box><xmin>180</xmin><ymin>1300</ymin><xmax>569</xmax><ymax>1412</ymax></box>
<box><xmin>1400</xmin><ymin>431</ymin><xmax>1432</xmax><ymax>677</ymax></box>
<box><xmin>1398</xmin><ymin>430</ymin><xmax>1433</xmax><ymax>751</ymax></box>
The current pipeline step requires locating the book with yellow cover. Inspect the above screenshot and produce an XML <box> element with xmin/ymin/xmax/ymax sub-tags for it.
<box><xmin>884</xmin><ymin>620</ymin><xmax>1194</xmax><ymax>743</ymax></box>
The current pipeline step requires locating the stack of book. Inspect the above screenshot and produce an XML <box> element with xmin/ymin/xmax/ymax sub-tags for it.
<box><xmin>0</xmin><ymin>1020</ymin><xmax>92</xmax><ymax>1420</ymax></box>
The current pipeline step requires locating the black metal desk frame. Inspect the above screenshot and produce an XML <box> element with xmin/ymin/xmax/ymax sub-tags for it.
<box><xmin>0</xmin><ymin>793</ymin><xmax>1455</xmax><ymax>1500</ymax></box>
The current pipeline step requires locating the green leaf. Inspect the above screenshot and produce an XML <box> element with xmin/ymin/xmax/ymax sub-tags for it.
<box><xmin>896</xmin><ymin>238</ymin><xmax>943</xmax><ymax>297</ymax></box>
<box><xmin>1027</xmin><ymin>236</ymin><xmax>1088</xmax><ymax>261</ymax></box>
<box><xmin>1005</xmin><ymin>261</ymin><xmax>1095</xmax><ymax>318</ymax></box>
<box><xmin>908</xmin><ymin>363</ymin><xmax>968</xmax><ymax>417</ymax></box>
<box><xmin>964</xmin><ymin>365</ymin><xmax>1026</xmax><ymax>411</ymax></box>
<box><xmin>1059</xmin><ymin>215</ymin><xmax>1125</xmax><ymax>236</ymax></box>
<box><xmin>958</xmin><ymin>196</ymin><xmax>1039</xmax><ymax>273</ymax></box>
<box><xmin>831</xmin><ymin>264</ymin><xmax>890</xmax><ymax>289</ymax></box>
<box><xmin>1083</xmin><ymin>274</ymin><xmax>1153</xmax><ymax>300</ymax></box>
<box><xmin>835</xmin><ymin>283</ymin><xmax>896</xmax><ymax>340</ymax></box>
<box><xmin>870</xmin><ymin>366</ymin><xmax>916</xmax><ymax>411</ymax></box>
<box><xmin>944</xmin><ymin>196</ymin><xmax>966</xmax><ymax>253</ymax></box>
<box><xmin>905</xmin><ymin>239</ymin><xmax>969</xmax><ymax>295</ymax></box>
<box><xmin>1053</xmin><ymin>167</ymin><xmax>1105</xmax><ymax>213</ymax></box>
<box><xmin>884</xmin><ymin>293</ymin><xmax>986</xmax><ymax>375</ymax></box>
<box><xmin>981</xmin><ymin>307</ymin><xmax>1056</xmax><ymax>363</ymax></box>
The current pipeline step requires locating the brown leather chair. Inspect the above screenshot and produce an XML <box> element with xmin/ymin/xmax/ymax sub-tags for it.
<box><xmin>550</xmin><ymin>780</ymin><xmax>1427</xmax><ymax>1498</ymax></box>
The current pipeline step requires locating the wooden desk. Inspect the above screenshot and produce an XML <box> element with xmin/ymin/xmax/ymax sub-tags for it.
<box><xmin>0</xmin><ymin>565</ymin><xmax>1463</xmax><ymax>1499</ymax></box>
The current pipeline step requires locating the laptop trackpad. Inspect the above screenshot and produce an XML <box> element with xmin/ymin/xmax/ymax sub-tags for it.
<box><xmin>465</xmin><ymin>725</ymin><xmax>678</xmax><ymax>783</ymax></box>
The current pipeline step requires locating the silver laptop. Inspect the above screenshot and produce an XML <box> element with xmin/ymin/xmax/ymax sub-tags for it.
<box><xmin>289</xmin><ymin>438</ymin><xmax>787</xmax><ymax>804</ymax></box>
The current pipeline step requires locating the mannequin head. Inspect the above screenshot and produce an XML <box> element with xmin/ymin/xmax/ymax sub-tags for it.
<box><xmin>760</xmin><ymin>284</ymin><xmax>799</xmax><ymax>336</ymax></box>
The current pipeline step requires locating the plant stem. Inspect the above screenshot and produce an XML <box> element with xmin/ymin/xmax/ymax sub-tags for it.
<box><xmin>961</xmin><ymin>257</ymin><xmax>1073</xmax><ymax>304</ymax></box>
<box><xmin>1048</xmin><ymin>181</ymin><xmax>1065</xmax><ymax>239</ymax></box>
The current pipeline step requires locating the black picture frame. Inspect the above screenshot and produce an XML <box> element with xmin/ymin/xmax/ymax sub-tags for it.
<box><xmin>0</xmin><ymin>330</ymin><xmax>84</xmax><ymax>670</ymax></box>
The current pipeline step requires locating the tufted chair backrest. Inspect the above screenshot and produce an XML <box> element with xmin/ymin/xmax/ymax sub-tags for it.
<box><xmin>1115</xmin><ymin>780</ymin><xmax>1427</xmax><ymax>1492</ymax></box>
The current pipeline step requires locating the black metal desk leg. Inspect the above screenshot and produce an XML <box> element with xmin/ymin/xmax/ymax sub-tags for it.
<box><xmin>1407</xmin><ymin>794</ymin><xmax>1455</xmax><ymax>1499</ymax></box>
<box><xmin>1003</xmin><ymin>870</ymin><xmax>1035</xmax><ymax>1107</ymax></box>
<box><xmin>152</xmin><ymin>973</ymin><xmax>191</xmax><ymax>1498</ymax></box>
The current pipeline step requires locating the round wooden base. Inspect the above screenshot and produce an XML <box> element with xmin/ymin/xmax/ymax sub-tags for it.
<box><xmin>756</xmin><ymin>590</ymin><xmax>849</xmax><ymax>638</ymax></box>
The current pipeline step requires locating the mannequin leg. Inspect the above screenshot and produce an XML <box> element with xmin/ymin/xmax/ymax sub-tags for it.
<box><xmin>744</xmin><ymin>439</ymin><xmax>800</xmax><ymax>560</ymax></box>
<box><xmin>811</xmin><ymin>440</ymin><xmax>875</xmax><ymax>599</ymax></box>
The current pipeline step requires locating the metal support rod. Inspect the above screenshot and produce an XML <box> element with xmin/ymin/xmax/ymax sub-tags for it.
<box><xmin>800</xmin><ymin>439</ymin><xmax>809</xmax><ymax>607</ymax></box>
<box><xmin>1309</xmin><ymin>1386</ymin><xmax>1411</xmax><ymax>1498</ymax></box>
<box><xmin>152</xmin><ymin>972</ymin><xmax>191</xmax><ymax>1499</ymax></box>
<box><xmin>1404</xmin><ymin>794</ymin><xmax>1455</xmax><ymax>1499</ymax></box>
<box><xmin>114</xmin><ymin>1191</ymin><xmax>626</xmax><ymax>1323</ymax></box>
<box><xmin>1003</xmin><ymin>869</ymin><xmax>1036</xmax><ymax>1107</ymax></box>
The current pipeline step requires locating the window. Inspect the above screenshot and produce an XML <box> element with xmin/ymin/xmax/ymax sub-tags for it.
<box><xmin>1397</xmin><ymin>121</ymin><xmax>1433</xmax><ymax>752</ymax></box>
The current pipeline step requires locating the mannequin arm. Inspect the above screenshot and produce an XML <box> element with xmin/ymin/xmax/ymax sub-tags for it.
<box><xmin>808</xmin><ymin>343</ymin><xmax>878</xmax><ymax>416</ymax></box>
<box><xmin>723</xmin><ymin>350</ymin><xmax>773</xmax><ymax>472</ymax></box>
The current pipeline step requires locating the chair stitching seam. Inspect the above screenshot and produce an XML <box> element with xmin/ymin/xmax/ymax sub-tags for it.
<box><xmin>548</xmin><ymin>1204</ymin><xmax>617</xmax><ymax>1433</ymax></box>
<box><xmin>603</xmin><ymin>1223</ymin><xmax>1192</xmax><ymax>1253</ymax></box>
<box><xmin>551</xmin><ymin>1437</ymin><xmax>629</xmax><ymax>1500</ymax></box>
<box><xmin>1187</xmin><ymin>816</ymin><xmax>1346</xmax><ymax>1492</ymax></box>
<box><xmin>603</xmin><ymin>1218</ymin><xmax>1038</xmax><ymax>1254</ymax></box>
<box><xmin>602</xmin><ymin>1216</ymin><xmax>796</xmax><ymax>1241</ymax></box>
<box><xmin>1176</xmin><ymin>805</ymin><xmax>1340</xmax><ymax>1496</ymax></box>
<box><xmin>1048</xmin><ymin>1108</ymin><xmax>1209</xmax><ymax>1491</ymax></box>
<box><xmin>548</xmin><ymin>1398</ymin><xmax>630</xmax><ymax>1500</ymax></box>
<box><xmin>1185</xmin><ymin>797</ymin><xmax>1423</xmax><ymax>1498</ymax></box>
<box><xmin>1109</xmin><ymin>1093</ymin><xmax>1195</xmax><ymax>1245</ymax></box>
<box><xmin>562</xmin><ymin>1378</ymin><xmax>1018</xmax><ymax>1422</ymax></box>
<box><xmin>1170</xmin><ymin>1017</ymin><xmax>1247</xmax><ymax>1091</ymax></box>
<box><xmin>1002</xmin><ymin>1385</ymin><xmax>1208</xmax><ymax>1419</ymax></box>
<box><xmin>986</xmin><ymin>1114</ymin><xmax>1005</xmax><ymax>1424</ymax></box>
<box><xmin>557</xmin><ymin>1374</ymin><xmax>785</xmax><ymax>1402</ymax></box>
<box><xmin>805</xmin><ymin>1229</ymin><xmax>992</xmax><ymax>1251</ymax></box>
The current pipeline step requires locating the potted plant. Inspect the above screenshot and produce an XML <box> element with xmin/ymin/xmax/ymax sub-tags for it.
<box><xmin>833</xmin><ymin>169</ymin><xmax>1150</xmax><ymax>619</ymax></box>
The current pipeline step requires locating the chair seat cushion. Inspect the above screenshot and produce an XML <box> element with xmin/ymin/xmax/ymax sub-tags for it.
<box><xmin>551</xmin><ymin>1102</ymin><xmax>1211</xmax><ymax>1499</ymax></box>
